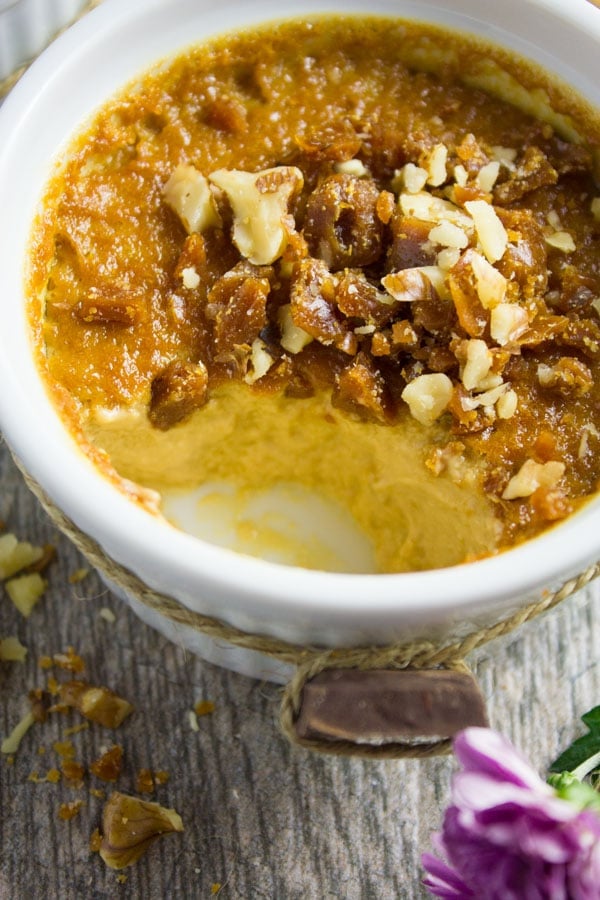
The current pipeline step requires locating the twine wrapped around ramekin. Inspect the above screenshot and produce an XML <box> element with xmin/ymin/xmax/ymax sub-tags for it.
<box><xmin>17</xmin><ymin>457</ymin><xmax>600</xmax><ymax>759</ymax></box>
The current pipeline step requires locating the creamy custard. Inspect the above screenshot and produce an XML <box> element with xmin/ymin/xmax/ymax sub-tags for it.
<box><xmin>29</xmin><ymin>17</ymin><xmax>600</xmax><ymax>572</ymax></box>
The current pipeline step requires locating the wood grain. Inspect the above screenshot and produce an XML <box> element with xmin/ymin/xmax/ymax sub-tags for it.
<box><xmin>1</xmin><ymin>3</ymin><xmax>600</xmax><ymax>896</ymax></box>
<box><xmin>1</xmin><ymin>444</ymin><xmax>599</xmax><ymax>900</ymax></box>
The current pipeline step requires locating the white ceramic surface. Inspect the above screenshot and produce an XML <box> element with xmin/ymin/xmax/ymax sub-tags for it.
<box><xmin>0</xmin><ymin>0</ymin><xmax>599</xmax><ymax>681</ymax></box>
<box><xmin>0</xmin><ymin>0</ymin><xmax>87</xmax><ymax>81</ymax></box>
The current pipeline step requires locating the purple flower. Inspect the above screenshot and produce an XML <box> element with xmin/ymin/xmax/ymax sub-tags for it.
<box><xmin>422</xmin><ymin>728</ymin><xmax>600</xmax><ymax>900</ymax></box>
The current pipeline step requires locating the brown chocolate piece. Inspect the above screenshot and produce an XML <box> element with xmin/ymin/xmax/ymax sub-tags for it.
<box><xmin>294</xmin><ymin>668</ymin><xmax>488</xmax><ymax>745</ymax></box>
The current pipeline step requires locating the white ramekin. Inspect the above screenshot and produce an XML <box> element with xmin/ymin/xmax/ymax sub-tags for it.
<box><xmin>0</xmin><ymin>0</ymin><xmax>88</xmax><ymax>81</ymax></box>
<box><xmin>0</xmin><ymin>0</ymin><xmax>599</xmax><ymax>682</ymax></box>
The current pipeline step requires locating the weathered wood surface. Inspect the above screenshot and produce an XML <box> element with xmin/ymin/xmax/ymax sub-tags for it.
<box><xmin>1</xmin><ymin>3</ymin><xmax>600</xmax><ymax>896</ymax></box>
<box><xmin>1</xmin><ymin>445</ymin><xmax>599</xmax><ymax>900</ymax></box>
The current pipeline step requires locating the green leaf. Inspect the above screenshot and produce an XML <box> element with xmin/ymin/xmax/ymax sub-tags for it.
<box><xmin>548</xmin><ymin>772</ymin><xmax>600</xmax><ymax>815</ymax></box>
<box><xmin>548</xmin><ymin>705</ymin><xmax>600</xmax><ymax>775</ymax></box>
<box><xmin>581</xmin><ymin>706</ymin><xmax>600</xmax><ymax>734</ymax></box>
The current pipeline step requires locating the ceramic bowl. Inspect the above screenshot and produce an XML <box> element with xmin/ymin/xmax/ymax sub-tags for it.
<box><xmin>0</xmin><ymin>0</ymin><xmax>599</xmax><ymax>683</ymax></box>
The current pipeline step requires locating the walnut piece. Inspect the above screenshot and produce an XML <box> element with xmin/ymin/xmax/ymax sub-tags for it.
<box><xmin>502</xmin><ymin>459</ymin><xmax>565</xmax><ymax>500</ymax></box>
<box><xmin>5</xmin><ymin>573</ymin><xmax>48</xmax><ymax>618</ymax></box>
<box><xmin>0</xmin><ymin>636</ymin><xmax>27</xmax><ymax>662</ymax></box>
<box><xmin>0</xmin><ymin>533</ymin><xmax>44</xmax><ymax>579</ymax></box>
<box><xmin>465</xmin><ymin>200</ymin><xmax>508</xmax><ymax>263</ymax></box>
<box><xmin>163</xmin><ymin>164</ymin><xmax>221</xmax><ymax>234</ymax></box>
<box><xmin>59</xmin><ymin>681</ymin><xmax>134</xmax><ymax>728</ymax></box>
<box><xmin>401</xmin><ymin>373</ymin><xmax>453</xmax><ymax>426</ymax></box>
<box><xmin>97</xmin><ymin>791</ymin><xmax>184</xmax><ymax>870</ymax></box>
<box><xmin>209</xmin><ymin>166</ymin><xmax>303</xmax><ymax>264</ymax></box>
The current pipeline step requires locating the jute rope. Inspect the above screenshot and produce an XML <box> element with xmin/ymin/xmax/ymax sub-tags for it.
<box><xmin>4</xmin><ymin>0</ymin><xmax>600</xmax><ymax>758</ymax></box>
<box><xmin>18</xmin><ymin>461</ymin><xmax>600</xmax><ymax>759</ymax></box>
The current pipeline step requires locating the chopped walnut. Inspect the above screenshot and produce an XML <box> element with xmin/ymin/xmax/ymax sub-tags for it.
<box><xmin>421</xmin><ymin>143</ymin><xmax>448</xmax><ymax>187</ymax></box>
<box><xmin>490</xmin><ymin>303</ymin><xmax>529</xmax><ymax>347</ymax></box>
<box><xmin>461</xmin><ymin>339</ymin><xmax>493</xmax><ymax>392</ymax></box>
<box><xmin>277</xmin><ymin>304</ymin><xmax>313</xmax><ymax>354</ymax></box>
<box><xmin>0</xmin><ymin>533</ymin><xmax>44</xmax><ymax>580</ymax></box>
<box><xmin>96</xmin><ymin>792</ymin><xmax>184</xmax><ymax>870</ymax></box>
<box><xmin>244</xmin><ymin>338</ymin><xmax>275</xmax><ymax>385</ymax></box>
<box><xmin>5</xmin><ymin>573</ymin><xmax>48</xmax><ymax>618</ymax></box>
<box><xmin>381</xmin><ymin>268</ymin><xmax>438</xmax><ymax>304</ymax></box>
<box><xmin>163</xmin><ymin>164</ymin><xmax>221</xmax><ymax>234</ymax></box>
<box><xmin>0</xmin><ymin>636</ymin><xmax>27</xmax><ymax>662</ymax></box>
<box><xmin>59</xmin><ymin>681</ymin><xmax>134</xmax><ymax>729</ymax></box>
<box><xmin>470</xmin><ymin>251</ymin><xmax>507</xmax><ymax>309</ymax></box>
<box><xmin>1</xmin><ymin>711</ymin><xmax>37</xmax><ymax>755</ymax></box>
<box><xmin>209</xmin><ymin>166</ymin><xmax>303</xmax><ymax>264</ymax></box>
<box><xmin>465</xmin><ymin>200</ymin><xmax>508</xmax><ymax>263</ymax></box>
<box><xmin>545</xmin><ymin>231</ymin><xmax>576</xmax><ymax>253</ymax></box>
<box><xmin>401</xmin><ymin>373</ymin><xmax>453</xmax><ymax>426</ymax></box>
<box><xmin>502</xmin><ymin>459</ymin><xmax>565</xmax><ymax>500</ymax></box>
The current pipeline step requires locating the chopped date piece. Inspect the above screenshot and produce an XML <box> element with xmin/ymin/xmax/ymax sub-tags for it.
<box><xmin>412</xmin><ymin>293</ymin><xmax>456</xmax><ymax>337</ymax></box>
<box><xmin>495</xmin><ymin>208</ymin><xmax>548</xmax><ymax>300</ymax></box>
<box><xmin>455</xmin><ymin>134</ymin><xmax>490</xmax><ymax>177</ymax></box>
<box><xmin>494</xmin><ymin>146</ymin><xmax>558</xmax><ymax>204</ymax></box>
<box><xmin>516</xmin><ymin>314</ymin><xmax>570</xmax><ymax>348</ymax></box>
<box><xmin>90</xmin><ymin>745</ymin><xmax>124</xmax><ymax>783</ymax></box>
<box><xmin>148</xmin><ymin>359</ymin><xmax>209</xmax><ymax>430</ymax></box>
<box><xmin>452</xmin><ymin>183</ymin><xmax>491</xmax><ymax>206</ymax></box>
<box><xmin>203</xmin><ymin>95</ymin><xmax>248</xmax><ymax>133</ymax></box>
<box><xmin>375</xmin><ymin>190</ymin><xmax>396</xmax><ymax>225</ymax></box>
<box><xmin>370</xmin><ymin>331</ymin><xmax>392</xmax><ymax>356</ymax></box>
<box><xmin>335</xmin><ymin>270</ymin><xmax>398</xmax><ymax>326</ymax></box>
<box><xmin>447</xmin><ymin>251</ymin><xmax>489</xmax><ymax>338</ymax></box>
<box><xmin>333</xmin><ymin>352</ymin><xmax>390</xmax><ymax>422</ymax></box>
<box><xmin>544</xmin><ymin>136</ymin><xmax>593</xmax><ymax>176</ymax></box>
<box><xmin>390</xmin><ymin>319</ymin><xmax>418</xmax><ymax>346</ymax></box>
<box><xmin>537</xmin><ymin>357</ymin><xmax>593</xmax><ymax>396</ymax></box>
<box><xmin>73</xmin><ymin>288</ymin><xmax>142</xmax><ymax>326</ymax></box>
<box><xmin>173</xmin><ymin>233</ymin><xmax>209</xmax><ymax>285</ymax></box>
<box><xmin>560</xmin><ymin>317</ymin><xmax>600</xmax><ymax>357</ymax></box>
<box><xmin>530</xmin><ymin>486</ymin><xmax>572</xmax><ymax>522</ymax></box>
<box><xmin>290</xmin><ymin>257</ymin><xmax>356</xmax><ymax>353</ymax></box>
<box><xmin>551</xmin><ymin>266</ymin><xmax>600</xmax><ymax>316</ymax></box>
<box><xmin>303</xmin><ymin>174</ymin><xmax>384</xmax><ymax>270</ymax></box>
<box><xmin>294</xmin><ymin>123</ymin><xmax>362</xmax><ymax>163</ymax></box>
<box><xmin>211</xmin><ymin>276</ymin><xmax>270</xmax><ymax>357</ymax></box>
<box><xmin>97</xmin><ymin>792</ymin><xmax>184</xmax><ymax>870</ymax></box>
<box><xmin>424</xmin><ymin>345</ymin><xmax>458</xmax><ymax>373</ymax></box>
<box><xmin>385</xmin><ymin>214</ymin><xmax>436</xmax><ymax>273</ymax></box>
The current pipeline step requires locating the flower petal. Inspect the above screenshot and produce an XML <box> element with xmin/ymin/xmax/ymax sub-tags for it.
<box><xmin>421</xmin><ymin>852</ymin><xmax>475</xmax><ymax>898</ymax></box>
<box><xmin>453</xmin><ymin>728</ymin><xmax>547</xmax><ymax>790</ymax></box>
